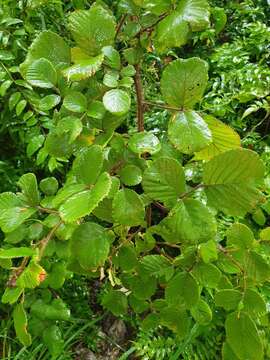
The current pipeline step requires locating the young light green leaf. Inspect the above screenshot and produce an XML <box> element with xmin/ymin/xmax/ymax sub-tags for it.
<box><xmin>103</xmin><ymin>89</ymin><xmax>131</xmax><ymax>116</ymax></box>
<box><xmin>17</xmin><ymin>173</ymin><xmax>40</xmax><ymax>206</ymax></box>
<box><xmin>119</xmin><ymin>165</ymin><xmax>142</xmax><ymax>186</ymax></box>
<box><xmin>13</xmin><ymin>304</ymin><xmax>32</xmax><ymax>346</ymax></box>
<box><xmin>62</xmin><ymin>55</ymin><xmax>104</xmax><ymax>81</ymax></box>
<box><xmin>63</xmin><ymin>91</ymin><xmax>87</xmax><ymax>113</ymax></box>
<box><xmin>203</xmin><ymin>149</ymin><xmax>265</xmax><ymax>216</ymax></box>
<box><xmin>168</xmin><ymin>111</ymin><xmax>212</xmax><ymax>154</ymax></box>
<box><xmin>0</xmin><ymin>247</ymin><xmax>36</xmax><ymax>259</ymax></box>
<box><xmin>226</xmin><ymin>223</ymin><xmax>254</xmax><ymax>249</ymax></box>
<box><xmin>128</xmin><ymin>132</ymin><xmax>161</xmax><ymax>155</ymax></box>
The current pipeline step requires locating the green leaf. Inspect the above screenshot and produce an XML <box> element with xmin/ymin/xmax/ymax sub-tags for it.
<box><xmin>199</xmin><ymin>240</ymin><xmax>218</xmax><ymax>263</ymax></box>
<box><xmin>26</xmin><ymin>134</ymin><xmax>45</xmax><ymax>157</ymax></box>
<box><xmin>123</xmin><ymin>273</ymin><xmax>157</xmax><ymax>300</ymax></box>
<box><xmin>203</xmin><ymin>149</ymin><xmax>265</xmax><ymax>216</ymax></box>
<box><xmin>9</xmin><ymin>92</ymin><xmax>21</xmax><ymax>111</ymax></box>
<box><xmin>26</xmin><ymin>58</ymin><xmax>57</xmax><ymax>88</ymax></box>
<box><xmin>31</xmin><ymin>299</ymin><xmax>70</xmax><ymax>321</ymax></box>
<box><xmin>129</xmin><ymin>295</ymin><xmax>149</xmax><ymax>314</ymax></box>
<box><xmin>52</xmin><ymin>184</ymin><xmax>86</xmax><ymax>208</ymax></box>
<box><xmin>13</xmin><ymin>304</ymin><xmax>32</xmax><ymax>346</ymax></box>
<box><xmin>215</xmin><ymin>289</ymin><xmax>242</xmax><ymax>310</ymax></box>
<box><xmin>225</xmin><ymin>312</ymin><xmax>263</xmax><ymax>360</ymax></box>
<box><xmin>0</xmin><ymin>247</ymin><xmax>36</xmax><ymax>258</ymax></box>
<box><xmin>191</xmin><ymin>299</ymin><xmax>212</xmax><ymax>325</ymax></box>
<box><xmin>168</xmin><ymin>111</ymin><xmax>212</xmax><ymax>154</ymax></box>
<box><xmin>112</xmin><ymin>189</ymin><xmax>145</xmax><ymax>226</ymax></box>
<box><xmin>154</xmin><ymin>0</ymin><xmax>210</xmax><ymax>52</ymax></box>
<box><xmin>18</xmin><ymin>173</ymin><xmax>40</xmax><ymax>206</ymax></box>
<box><xmin>161</xmin><ymin>58</ymin><xmax>208</xmax><ymax>108</ymax></box>
<box><xmin>128</xmin><ymin>132</ymin><xmax>161</xmax><ymax>155</ymax></box>
<box><xmin>119</xmin><ymin>165</ymin><xmax>142</xmax><ymax>186</ymax></box>
<box><xmin>165</xmin><ymin>271</ymin><xmax>199</xmax><ymax>309</ymax></box>
<box><xmin>160</xmin><ymin>306</ymin><xmax>190</xmax><ymax>338</ymax></box>
<box><xmin>102</xmin><ymin>46</ymin><xmax>121</xmax><ymax>70</ymax></box>
<box><xmin>20</xmin><ymin>30</ymin><xmax>70</xmax><ymax>77</ymax></box>
<box><xmin>68</xmin><ymin>5</ymin><xmax>116</xmax><ymax>56</ymax></box>
<box><xmin>102</xmin><ymin>290</ymin><xmax>128</xmax><ymax>316</ymax></box>
<box><xmin>57</xmin><ymin>116</ymin><xmax>83</xmax><ymax>143</ymax></box>
<box><xmin>103</xmin><ymin>89</ymin><xmax>131</xmax><ymax>116</ymax></box>
<box><xmin>245</xmin><ymin>251</ymin><xmax>270</xmax><ymax>283</ymax></box>
<box><xmin>142</xmin><ymin>157</ymin><xmax>185</xmax><ymax>207</ymax></box>
<box><xmin>2</xmin><ymin>287</ymin><xmax>23</xmax><ymax>304</ymax></box>
<box><xmin>39</xmin><ymin>94</ymin><xmax>61</xmax><ymax>111</ymax></box>
<box><xmin>16</xmin><ymin>99</ymin><xmax>27</xmax><ymax>116</ymax></box>
<box><xmin>226</xmin><ymin>223</ymin><xmax>254</xmax><ymax>249</ymax></box>
<box><xmin>70</xmin><ymin>222</ymin><xmax>110</xmax><ymax>270</ymax></box>
<box><xmin>72</xmin><ymin>145</ymin><xmax>104</xmax><ymax>185</ymax></box>
<box><xmin>43</xmin><ymin>325</ymin><xmax>64</xmax><ymax>357</ymax></box>
<box><xmin>87</xmin><ymin>100</ymin><xmax>106</xmax><ymax>119</ymax></box>
<box><xmin>60</xmin><ymin>172</ymin><xmax>111</xmax><ymax>222</ymax></box>
<box><xmin>44</xmin><ymin>132</ymin><xmax>73</xmax><ymax>158</ymax></box>
<box><xmin>194</xmin><ymin>115</ymin><xmax>241</xmax><ymax>160</ymax></box>
<box><xmin>140</xmin><ymin>255</ymin><xmax>173</xmax><ymax>280</ymax></box>
<box><xmin>0</xmin><ymin>192</ymin><xmax>36</xmax><ymax>233</ymax></box>
<box><xmin>63</xmin><ymin>91</ymin><xmax>87</xmax><ymax>113</ymax></box>
<box><xmin>192</xmin><ymin>262</ymin><xmax>221</xmax><ymax>288</ymax></box>
<box><xmin>17</xmin><ymin>261</ymin><xmax>46</xmax><ymax>289</ymax></box>
<box><xmin>117</xmin><ymin>245</ymin><xmax>138</xmax><ymax>271</ymax></box>
<box><xmin>163</xmin><ymin>199</ymin><xmax>217</xmax><ymax>244</ymax></box>
<box><xmin>62</xmin><ymin>54</ymin><xmax>104</xmax><ymax>81</ymax></box>
<box><xmin>259</xmin><ymin>227</ymin><xmax>270</xmax><ymax>241</ymax></box>
<box><xmin>40</xmin><ymin>177</ymin><xmax>58</xmax><ymax>196</ymax></box>
<box><xmin>243</xmin><ymin>289</ymin><xmax>266</xmax><ymax>316</ymax></box>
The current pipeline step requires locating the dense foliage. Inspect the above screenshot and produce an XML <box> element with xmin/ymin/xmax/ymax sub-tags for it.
<box><xmin>0</xmin><ymin>0</ymin><xmax>270</xmax><ymax>359</ymax></box>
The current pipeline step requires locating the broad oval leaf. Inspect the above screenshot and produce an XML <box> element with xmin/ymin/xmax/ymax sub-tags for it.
<box><xmin>112</xmin><ymin>189</ymin><xmax>145</xmax><ymax>226</ymax></box>
<box><xmin>168</xmin><ymin>111</ymin><xmax>212</xmax><ymax>154</ymax></box>
<box><xmin>62</xmin><ymin>54</ymin><xmax>104</xmax><ymax>81</ymax></box>
<box><xmin>68</xmin><ymin>5</ymin><xmax>116</xmax><ymax>56</ymax></box>
<box><xmin>119</xmin><ymin>165</ymin><xmax>142</xmax><ymax>186</ymax></box>
<box><xmin>226</xmin><ymin>223</ymin><xmax>254</xmax><ymax>249</ymax></box>
<box><xmin>161</xmin><ymin>57</ymin><xmax>208</xmax><ymax>108</ymax></box>
<box><xmin>142</xmin><ymin>157</ymin><xmax>186</xmax><ymax>207</ymax></box>
<box><xmin>13</xmin><ymin>304</ymin><xmax>32</xmax><ymax>346</ymax></box>
<box><xmin>72</xmin><ymin>145</ymin><xmax>104</xmax><ymax>185</ymax></box>
<box><xmin>194</xmin><ymin>115</ymin><xmax>241</xmax><ymax>160</ymax></box>
<box><xmin>128</xmin><ymin>132</ymin><xmax>161</xmax><ymax>155</ymax></box>
<box><xmin>70</xmin><ymin>222</ymin><xmax>110</xmax><ymax>270</ymax></box>
<box><xmin>17</xmin><ymin>173</ymin><xmax>40</xmax><ymax>206</ymax></box>
<box><xmin>103</xmin><ymin>89</ymin><xmax>131</xmax><ymax>116</ymax></box>
<box><xmin>225</xmin><ymin>312</ymin><xmax>263</xmax><ymax>360</ymax></box>
<box><xmin>26</xmin><ymin>58</ymin><xmax>57</xmax><ymax>88</ymax></box>
<box><xmin>203</xmin><ymin>149</ymin><xmax>265</xmax><ymax>216</ymax></box>
<box><xmin>63</xmin><ymin>91</ymin><xmax>87</xmax><ymax>113</ymax></box>
<box><xmin>39</xmin><ymin>94</ymin><xmax>61</xmax><ymax>112</ymax></box>
<box><xmin>191</xmin><ymin>299</ymin><xmax>212</xmax><ymax>325</ymax></box>
<box><xmin>20</xmin><ymin>30</ymin><xmax>70</xmax><ymax>77</ymax></box>
<box><xmin>215</xmin><ymin>289</ymin><xmax>242</xmax><ymax>311</ymax></box>
<box><xmin>165</xmin><ymin>271</ymin><xmax>200</xmax><ymax>309</ymax></box>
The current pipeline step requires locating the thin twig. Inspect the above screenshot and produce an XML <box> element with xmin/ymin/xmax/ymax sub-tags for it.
<box><xmin>143</xmin><ymin>100</ymin><xmax>181</xmax><ymax>112</ymax></box>
<box><xmin>38</xmin><ymin>221</ymin><xmax>62</xmax><ymax>260</ymax></box>
<box><xmin>134</xmin><ymin>64</ymin><xmax>145</xmax><ymax>132</ymax></box>
<box><xmin>115</xmin><ymin>14</ymin><xmax>127</xmax><ymax>40</ymax></box>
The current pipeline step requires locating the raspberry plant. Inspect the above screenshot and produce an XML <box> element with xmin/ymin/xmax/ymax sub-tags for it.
<box><xmin>1</xmin><ymin>1</ymin><xmax>269</xmax><ymax>358</ymax></box>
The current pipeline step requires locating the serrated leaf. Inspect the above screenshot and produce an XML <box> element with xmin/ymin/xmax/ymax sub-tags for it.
<box><xmin>192</xmin><ymin>262</ymin><xmax>221</xmax><ymax>288</ymax></box>
<box><xmin>128</xmin><ymin>132</ymin><xmax>161</xmax><ymax>155</ymax></box>
<box><xmin>13</xmin><ymin>304</ymin><xmax>32</xmax><ymax>346</ymax></box>
<box><xmin>245</xmin><ymin>251</ymin><xmax>270</xmax><ymax>283</ymax></box>
<box><xmin>63</xmin><ymin>91</ymin><xmax>87</xmax><ymax>113</ymax></box>
<box><xmin>165</xmin><ymin>271</ymin><xmax>199</xmax><ymax>309</ymax></box>
<box><xmin>40</xmin><ymin>177</ymin><xmax>58</xmax><ymax>196</ymax></box>
<box><xmin>194</xmin><ymin>115</ymin><xmax>241</xmax><ymax>160</ymax></box>
<box><xmin>26</xmin><ymin>58</ymin><xmax>57</xmax><ymax>88</ymax></box>
<box><xmin>142</xmin><ymin>157</ymin><xmax>185</xmax><ymax>207</ymax></box>
<box><xmin>72</xmin><ymin>145</ymin><xmax>104</xmax><ymax>185</ymax></box>
<box><xmin>17</xmin><ymin>261</ymin><xmax>46</xmax><ymax>289</ymax></box>
<box><xmin>18</xmin><ymin>173</ymin><xmax>40</xmax><ymax>206</ymax></box>
<box><xmin>102</xmin><ymin>290</ymin><xmax>128</xmax><ymax>316</ymax></box>
<box><xmin>117</xmin><ymin>245</ymin><xmax>138</xmax><ymax>271</ymax></box>
<box><xmin>203</xmin><ymin>149</ymin><xmax>265</xmax><ymax>216</ymax></box>
<box><xmin>112</xmin><ymin>189</ymin><xmax>145</xmax><ymax>226</ymax></box>
<box><xmin>215</xmin><ymin>289</ymin><xmax>242</xmax><ymax>310</ymax></box>
<box><xmin>162</xmin><ymin>199</ymin><xmax>217</xmax><ymax>244</ymax></box>
<box><xmin>140</xmin><ymin>255</ymin><xmax>173</xmax><ymax>280</ymax></box>
<box><xmin>168</xmin><ymin>111</ymin><xmax>212</xmax><ymax>154</ymax></box>
<box><xmin>226</xmin><ymin>223</ymin><xmax>254</xmax><ymax>249</ymax></box>
<box><xmin>225</xmin><ymin>312</ymin><xmax>263</xmax><ymax>360</ymax></box>
<box><xmin>56</xmin><ymin>116</ymin><xmax>83</xmax><ymax>144</ymax></box>
<box><xmin>102</xmin><ymin>46</ymin><xmax>121</xmax><ymax>70</ymax></box>
<box><xmin>68</xmin><ymin>5</ymin><xmax>116</xmax><ymax>56</ymax></box>
<box><xmin>103</xmin><ymin>89</ymin><xmax>131</xmax><ymax>116</ymax></box>
<box><xmin>160</xmin><ymin>306</ymin><xmax>190</xmax><ymax>338</ymax></box>
<box><xmin>0</xmin><ymin>193</ymin><xmax>36</xmax><ymax>233</ymax></box>
<box><xmin>60</xmin><ymin>172</ymin><xmax>111</xmax><ymax>222</ymax></box>
<box><xmin>20</xmin><ymin>31</ymin><xmax>70</xmax><ymax>77</ymax></box>
<box><xmin>39</xmin><ymin>94</ymin><xmax>61</xmax><ymax>111</ymax></box>
<box><xmin>191</xmin><ymin>299</ymin><xmax>212</xmax><ymax>325</ymax></box>
<box><xmin>119</xmin><ymin>165</ymin><xmax>142</xmax><ymax>186</ymax></box>
<box><xmin>154</xmin><ymin>0</ymin><xmax>210</xmax><ymax>52</ymax></box>
<box><xmin>70</xmin><ymin>222</ymin><xmax>110</xmax><ymax>269</ymax></box>
<box><xmin>161</xmin><ymin>58</ymin><xmax>208</xmax><ymax>108</ymax></box>
<box><xmin>62</xmin><ymin>54</ymin><xmax>104</xmax><ymax>81</ymax></box>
